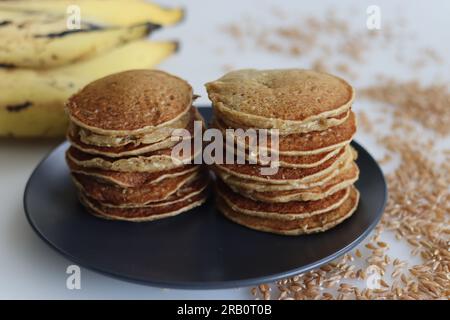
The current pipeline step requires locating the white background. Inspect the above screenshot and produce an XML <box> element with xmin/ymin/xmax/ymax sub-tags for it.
<box><xmin>0</xmin><ymin>0</ymin><xmax>449</xmax><ymax>299</ymax></box>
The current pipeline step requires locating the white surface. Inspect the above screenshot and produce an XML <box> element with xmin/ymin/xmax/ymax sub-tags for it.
<box><xmin>0</xmin><ymin>0</ymin><xmax>449</xmax><ymax>299</ymax></box>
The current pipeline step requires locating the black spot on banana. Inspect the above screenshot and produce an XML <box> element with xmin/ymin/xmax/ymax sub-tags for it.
<box><xmin>0</xmin><ymin>20</ymin><xmax>12</xmax><ymax>27</ymax></box>
<box><xmin>0</xmin><ymin>63</ymin><xmax>16</xmax><ymax>68</ymax></box>
<box><xmin>6</xmin><ymin>101</ymin><xmax>32</xmax><ymax>113</ymax></box>
<box><xmin>34</xmin><ymin>22</ymin><xmax>161</xmax><ymax>39</ymax></box>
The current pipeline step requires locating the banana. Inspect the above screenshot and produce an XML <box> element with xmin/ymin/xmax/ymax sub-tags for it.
<box><xmin>0</xmin><ymin>14</ymin><xmax>159</xmax><ymax>68</ymax></box>
<box><xmin>0</xmin><ymin>0</ymin><xmax>184</xmax><ymax>26</ymax></box>
<box><xmin>0</xmin><ymin>40</ymin><xmax>178</xmax><ymax>137</ymax></box>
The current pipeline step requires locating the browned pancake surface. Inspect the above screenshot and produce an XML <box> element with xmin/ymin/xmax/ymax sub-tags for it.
<box><xmin>66</xmin><ymin>70</ymin><xmax>192</xmax><ymax>131</ymax></box>
<box><xmin>225</xmin><ymin>141</ymin><xmax>341</xmax><ymax>166</ymax></box>
<box><xmin>239</xmin><ymin>161</ymin><xmax>359</xmax><ymax>199</ymax></box>
<box><xmin>206</xmin><ymin>69</ymin><xmax>354</xmax><ymax>121</ymax></box>
<box><xmin>216</xmin><ymin>179</ymin><xmax>348</xmax><ymax>215</ymax></box>
<box><xmin>73</xmin><ymin>171</ymin><xmax>202</xmax><ymax>205</ymax></box>
<box><xmin>67</xmin><ymin>133</ymin><xmax>197</xmax><ymax>163</ymax></box>
<box><xmin>218</xmin><ymin>187</ymin><xmax>358</xmax><ymax>232</ymax></box>
<box><xmin>277</xmin><ymin>148</ymin><xmax>339</xmax><ymax>165</ymax></box>
<box><xmin>68</xmin><ymin>108</ymin><xmax>198</xmax><ymax>155</ymax></box>
<box><xmin>215</xmin><ymin>111</ymin><xmax>355</xmax><ymax>153</ymax></box>
<box><xmin>82</xmin><ymin>186</ymin><xmax>207</xmax><ymax>219</ymax></box>
<box><xmin>215</xmin><ymin>146</ymin><xmax>346</xmax><ymax>181</ymax></box>
<box><xmin>67</xmin><ymin>153</ymin><xmax>197</xmax><ymax>187</ymax></box>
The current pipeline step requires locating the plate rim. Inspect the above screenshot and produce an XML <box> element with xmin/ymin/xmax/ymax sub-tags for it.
<box><xmin>23</xmin><ymin>107</ymin><xmax>387</xmax><ymax>290</ymax></box>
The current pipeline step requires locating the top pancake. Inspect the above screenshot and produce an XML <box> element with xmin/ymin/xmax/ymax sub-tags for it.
<box><xmin>206</xmin><ymin>69</ymin><xmax>354</xmax><ymax>130</ymax></box>
<box><xmin>66</xmin><ymin>70</ymin><xmax>193</xmax><ymax>135</ymax></box>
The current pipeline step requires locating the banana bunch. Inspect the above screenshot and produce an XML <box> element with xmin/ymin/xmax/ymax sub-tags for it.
<box><xmin>0</xmin><ymin>0</ymin><xmax>184</xmax><ymax>137</ymax></box>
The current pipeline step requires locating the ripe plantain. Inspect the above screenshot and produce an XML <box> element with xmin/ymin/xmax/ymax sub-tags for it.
<box><xmin>0</xmin><ymin>9</ymin><xmax>160</xmax><ymax>68</ymax></box>
<box><xmin>0</xmin><ymin>40</ymin><xmax>178</xmax><ymax>137</ymax></box>
<box><xmin>0</xmin><ymin>0</ymin><xmax>184</xmax><ymax>26</ymax></box>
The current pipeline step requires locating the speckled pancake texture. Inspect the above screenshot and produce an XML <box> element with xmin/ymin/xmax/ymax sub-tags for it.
<box><xmin>74</xmin><ymin>108</ymin><xmax>192</xmax><ymax>148</ymax></box>
<box><xmin>218</xmin><ymin>187</ymin><xmax>359</xmax><ymax>235</ymax></box>
<box><xmin>216</xmin><ymin>178</ymin><xmax>351</xmax><ymax>220</ymax></box>
<box><xmin>206</xmin><ymin>69</ymin><xmax>354</xmax><ymax>133</ymax></box>
<box><xmin>214</xmin><ymin>146</ymin><xmax>350</xmax><ymax>184</ymax></box>
<box><xmin>229</xmin><ymin>161</ymin><xmax>359</xmax><ymax>202</ymax></box>
<box><xmin>206</xmin><ymin>69</ymin><xmax>354</xmax><ymax>121</ymax></box>
<box><xmin>66</xmin><ymin>70</ymin><xmax>193</xmax><ymax>134</ymax></box>
<box><xmin>67</xmin><ymin>153</ymin><xmax>198</xmax><ymax>188</ymax></box>
<box><xmin>214</xmin><ymin>111</ymin><xmax>356</xmax><ymax>155</ymax></box>
<box><xmin>67</xmin><ymin>108</ymin><xmax>201</xmax><ymax>158</ymax></box>
<box><xmin>80</xmin><ymin>179</ymin><xmax>208</xmax><ymax>221</ymax></box>
<box><xmin>72</xmin><ymin>170</ymin><xmax>201</xmax><ymax>206</ymax></box>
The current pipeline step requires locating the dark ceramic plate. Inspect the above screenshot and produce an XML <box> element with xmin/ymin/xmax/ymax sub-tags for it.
<box><xmin>24</xmin><ymin>107</ymin><xmax>387</xmax><ymax>289</ymax></box>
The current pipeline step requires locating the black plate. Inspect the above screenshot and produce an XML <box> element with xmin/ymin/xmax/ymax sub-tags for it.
<box><xmin>23</xmin><ymin>107</ymin><xmax>387</xmax><ymax>289</ymax></box>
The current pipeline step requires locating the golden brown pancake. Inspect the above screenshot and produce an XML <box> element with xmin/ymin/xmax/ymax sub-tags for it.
<box><xmin>229</xmin><ymin>161</ymin><xmax>359</xmax><ymax>202</ymax></box>
<box><xmin>216</xmin><ymin>178</ymin><xmax>351</xmax><ymax>220</ymax></box>
<box><xmin>215</xmin><ymin>108</ymin><xmax>349</xmax><ymax>132</ymax></box>
<box><xmin>66</xmin><ymin>153</ymin><xmax>198</xmax><ymax>188</ymax></box>
<box><xmin>66</xmin><ymin>136</ymin><xmax>201</xmax><ymax>172</ymax></box>
<box><xmin>205</xmin><ymin>69</ymin><xmax>354</xmax><ymax>133</ymax></box>
<box><xmin>67</xmin><ymin>108</ymin><xmax>202</xmax><ymax>158</ymax></box>
<box><xmin>274</xmin><ymin>147</ymin><xmax>343</xmax><ymax>168</ymax></box>
<box><xmin>217</xmin><ymin>187</ymin><xmax>359</xmax><ymax>235</ymax></box>
<box><xmin>214</xmin><ymin>111</ymin><xmax>356</xmax><ymax>155</ymax></box>
<box><xmin>213</xmin><ymin>146</ymin><xmax>350</xmax><ymax>184</ymax></box>
<box><xmin>214</xmin><ymin>148</ymin><xmax>356</xmax><ymax>191</ymax></box>
<box><xmin>224</xmin><ymin>140</ymin><xmax>343</xmax><ymax>168</ymax></box>
<box><xmin>80</xmin><ymin>180</ymin><xmax>209</xmax><ymax>222</ymax></box>
<box><xmin>72</xmin><ymin>170</ymin><xmax>203</xmax><ymax>207</ymax></box>
<box><xmin>213</xmin><ymin>107</ymin><xmax>350</xmax><ymax>135</ymax></box>
<box><xmin>66</xmin><ymin>70</ymin><xmax>193</xmax><ymax>135</ymax></box>
<box><xmin>74</xmin><ymin>108</ymin><xmax>192</xmax><ymax>148</ymax></box>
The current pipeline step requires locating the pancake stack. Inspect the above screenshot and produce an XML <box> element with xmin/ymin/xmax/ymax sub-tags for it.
<box><xmin>65</xmin><ymin>70</ymin><xmax>208</xmax><ymax>222</ymax></box>
<box><xmin>206</xmin><ymin>69</ymin><xmax>359</xmax><ymax>235</ymax></box>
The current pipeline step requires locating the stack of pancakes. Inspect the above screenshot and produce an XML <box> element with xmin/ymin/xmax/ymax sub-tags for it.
<box><xmin>206</xmin><ymin>69</ymin><xmax>359</xmax><ymax>235</ymax></box>
<box><xmin>65</xmin><ymin>70</ymin><xmax>208</xmax><ymax>222</ymax></box>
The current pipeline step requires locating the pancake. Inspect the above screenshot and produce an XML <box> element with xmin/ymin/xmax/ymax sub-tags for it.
<box><xmin>69</xmin><ymin>129</ymin><xmax>182</xmax><ymax>158</ymax></box>
<box><xmin>205</xmin><ymin>69</ymin><xmax>354</xmax><ymax>133</ymax></box>
<box><xmin>214</xmin><ymin>111</ymin><xmax>356</xmax><ymax>155</ymax></box>
<box><xmin>72</xmin><ymin>170</ymin><xmax>202</xmax><ymax>207</ymax></box>
<box><xmin>217</xmin><ymin>187</ymin><xmax>359</xmax><ymax>235</ymax></box>
<box><xmin>66</xmin><ymin>136</ymin><xmax>202</xmax><ymax>172</ymax></box>
<box><xmin>75</xmin><ymin>108</ymin><xmax>192</xmax><ymax>147</ymax></box>
<box><xmin>229</xmin><ymin>161</ymin><xmax>359</xmax><ymax>202</ymax></box>
<box><xmin>214</xmin><ymin>146</ymin><xmax>350</xmax><ymax>185</ymax></box>
<box><xmin>132</xmin><ymin>178</ymin><xmax>208</xmax><ymax>208</ymax></box>
<box><xmin>216</xmin><ymin>178</ymin><xmax>351</xmax><ymax>220</ymax></box>
<box><xmin>66</xmin><ymin>70</ymin><xmax>193</xmax><ymax>135</ymax></box>
<box><xmin>68</xmin><ymin>108</ymin><xmax>203</xmax><ymax>158</ymax></box>
<box><xmin>80</xmin><ymin>180</ymin><xmax>208</xmax><ymax>222</ymax></box>
<box><xmin>273</xmin><ymin>147</ymin><xmax>343</xmax><ymax>168</ymax></box>
<box><xmin>214</xmin><ymin>107</ymin><xmax>350</xmax><ymax>135</ymax></box>
<box><xmin>82</xmin><ymin>191</ymin><xmax>207</xmax><ymax>222</ymax></box>
<box><xmin>214</xmin><ymin>148</ymin><xmax>356</xmax><ymax>192</ymax></box>
<box><xmin>224</xmin><ymin>140</ymin><xmax>343</xmax><ymax>168</ymax></box>
<box><xmin>67</xmin><ymin>153</ymin><xmax>198</xmax><ymax>188</ymax></box>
